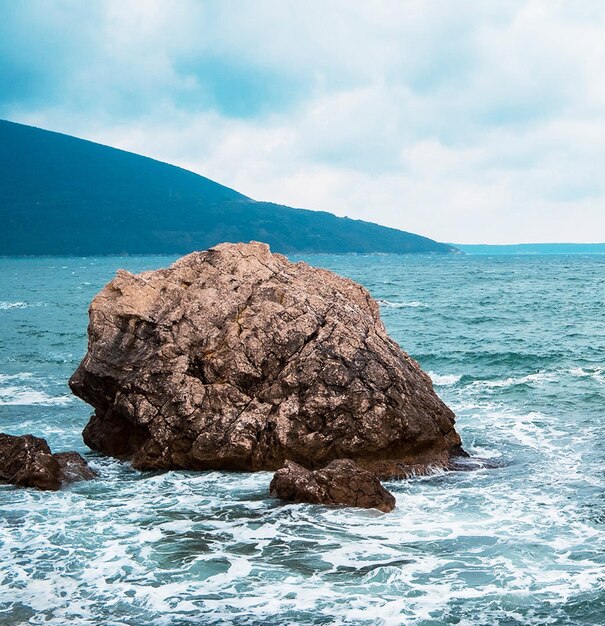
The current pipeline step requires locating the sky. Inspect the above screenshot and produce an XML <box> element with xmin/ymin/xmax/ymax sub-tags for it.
<box><xmin>1</xmin><ymin>0</ymin><xmax>604</xmax><ymax>244</ymax></box>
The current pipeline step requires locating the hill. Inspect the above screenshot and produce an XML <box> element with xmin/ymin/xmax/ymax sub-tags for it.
<box><xmin>0</xmin><ymin>120</ymin><xmax>457</xmax><ymax>256</ymax></box>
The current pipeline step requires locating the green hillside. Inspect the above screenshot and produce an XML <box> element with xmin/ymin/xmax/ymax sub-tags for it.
<box><xmin>0</xmin><ymin>120</ymin><xmax>457</xmax><ymax>256</ymax></box>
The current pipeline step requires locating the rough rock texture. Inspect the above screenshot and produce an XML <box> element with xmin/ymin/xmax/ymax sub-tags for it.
<box><xmin>55</xmin><ymin>451</ymin><xmax>98</xmax><ymax>483</ymax></box>
<box><xmin>0</xmin><ymin>433</ymin><xmax>96</xmax><ymax>490</ymax></box>
<box><xmin>270</xmin><ymin>459</ymin><xmax>396</xmax><ymax>512</ymax></box>
<box><xmin>70</xmin><ymin>241</ymin><xmax>463</xmax><ymax>477</ymax></box>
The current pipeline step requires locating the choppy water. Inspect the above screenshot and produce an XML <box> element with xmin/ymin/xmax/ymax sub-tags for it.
<box><xmin>1</xmin><ymin>253</ymin><xmax>604</xmax><ymax>626</ymax></box>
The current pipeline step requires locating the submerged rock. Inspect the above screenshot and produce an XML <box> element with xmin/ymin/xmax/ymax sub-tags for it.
<box><xmin>270</xmin><ymin>459</ymin><xmax>396</xmax><ymax>512</ymax></box>
<box><xmin>54</xmin><ymin>451</ymin><xmax>98</xmax><ymax>483</ymax></box>
<box><xmin>0</xmin><ymin>433</ymin><xmax>96</xmax><ymax>491</ymax></box>
<box><xmin>70</xmin><ymin>241</ymin><xmax>463</xmax><ymax>476</ymax></box>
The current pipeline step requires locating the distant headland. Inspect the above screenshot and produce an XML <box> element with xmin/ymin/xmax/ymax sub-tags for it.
<box><xmin>0</xmin><ymin>119</ymin><xmax>457</xmax><ymax>256</ymax></box>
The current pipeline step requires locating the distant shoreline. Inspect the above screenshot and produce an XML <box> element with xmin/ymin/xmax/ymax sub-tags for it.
<box><xmin>453</xmin><ymin>243</ymin><xmax>605</xmax><ymax>255</ymax></box>
<box><xmin>2</xmin><ymin>245</ymin><xmax>605</xmax><ymax>259</ymax></box>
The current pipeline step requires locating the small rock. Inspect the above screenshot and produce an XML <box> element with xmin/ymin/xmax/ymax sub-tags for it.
<box><xmin>270</xmin><ymin>459</ymin><xmax>396</xmax><ymax>513</ymax></box>
<box><xmin>55</xmin><ymin>451</ymin><xmax>98</xmax><ymax>482</ymax></box>
<box><xmin>0</xmin><ymin>433</ymin><xmax>60</xmax><ymax>490</ymax></box>
<box><xmin>0</xmin><ymin>433</ymin><xmax>96</xmax><ymax>491</ymax></box>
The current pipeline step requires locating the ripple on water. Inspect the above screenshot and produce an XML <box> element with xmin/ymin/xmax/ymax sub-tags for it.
<box><xmin>1</xmin><ymin>254</ymin><xmax>604</xmax><ymax>625</ymax></box>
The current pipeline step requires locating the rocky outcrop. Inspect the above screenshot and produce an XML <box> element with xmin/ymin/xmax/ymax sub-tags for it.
<box><xmin>0</xmin><ymin>433</ymin><xmax>96</xmax><ymax>490</ymax></box>
<box><xmin>270</xmin><ymin>459</ymin><xmax>396</xmax><ymax>512</ymax></box>
<box><xmin>70</xmin><ymin>241</ymin><xmax>464</xmax><ymax>477</ymax></box>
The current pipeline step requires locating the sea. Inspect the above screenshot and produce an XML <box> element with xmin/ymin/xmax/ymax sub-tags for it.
<box><xmin>0</xmin><ymin>253</ymin><xmax>604</xmax><ymax>626</ymax></box>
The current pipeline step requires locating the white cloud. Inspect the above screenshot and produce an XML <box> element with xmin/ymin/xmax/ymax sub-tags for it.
<box><xmin>3</xmin><ymin>0</ymin><xmax>605</xmax><ymax>242</ymax></box>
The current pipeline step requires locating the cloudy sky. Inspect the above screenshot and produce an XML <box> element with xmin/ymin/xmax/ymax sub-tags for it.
<box><xmin>1</xmin><ymin>0</ymin><xmax>604</xmax><ymax>243</ymax></box>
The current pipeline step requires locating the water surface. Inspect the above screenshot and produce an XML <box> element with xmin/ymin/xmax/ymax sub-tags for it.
<box><xmin>1</xmin><ymin>254</ymin><xmax>604</xmax><ymax>625</ymax></box>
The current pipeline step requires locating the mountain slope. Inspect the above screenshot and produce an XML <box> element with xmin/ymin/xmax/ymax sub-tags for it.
<box><xmin>0</xmin><ymin>120</ymin><xmax>457</xmax><ymax>255</ymax></box>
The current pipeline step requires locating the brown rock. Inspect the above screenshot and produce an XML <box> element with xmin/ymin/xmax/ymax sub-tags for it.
<box><xmin>55</xmin><ymin>451</ymin><xmax>98</xmax><ymax>482</ymax></box>
<box><xmin>270</xmin><ymin>459</ymin><xmax>396</xmax><ymax>512</ymax></box>
<box><xmin>70</xmin><ymin>241</ymin><xmax>464</xmax><ymax>476</ymax></box>
<box><xmin>0</xmin><ymin>433</ymin><xmax>60</xmax><ymax>490</ymax></box>
<box><xmin>0</xmin><ymin>433</ymin><xmax>96</xmax><ymax>491</ymax></box>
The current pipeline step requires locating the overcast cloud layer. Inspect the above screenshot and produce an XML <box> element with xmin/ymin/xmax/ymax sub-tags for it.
<box><xmin>2</xmin><ymin>0</ymin><xmax>604</xmax><ymax>243</ymax></box>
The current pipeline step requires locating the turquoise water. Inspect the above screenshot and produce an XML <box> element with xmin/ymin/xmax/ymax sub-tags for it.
<box><xmin>0</xmin><ymin>254</ymin><xmax>604</xmax><ymax>625</ymax></box>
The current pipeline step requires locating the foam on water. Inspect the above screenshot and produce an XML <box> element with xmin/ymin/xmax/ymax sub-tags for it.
<box><xmin>569</xmin><ymin>366</ymin><xmax>605</xmax><ymax>384</ymax></box>
<box><xmin>0</xmin><ymin>301</ymin><xmax>47</xmax><ymax>311</ymax></box>
<box><xmin>1</xmin><ymin>254</ymin><xmax>604</xmax><ymax>625</ymax></box>
<box><xmin>428</xmin><ymin>372</ymin><xmax>462</xmax><ymax>386</ymax></box>
<box><xmin>378</xmin><ymin>299</ymin><xmax>428</xmax><ymax>309</ymax></box>
<box><xmin>0</xmin><ymin>386</ymin><xmax>73</xmax><ymax>406</ymax></box>
<box><xmin>470</xmin><ymin>370</ymin><xmax>560</xmax><ymax>389</ymax></box>
<box><xmin>0</xmin><ymin>373</ymin><xmax>73</xmax><ymax>406</ymax></box>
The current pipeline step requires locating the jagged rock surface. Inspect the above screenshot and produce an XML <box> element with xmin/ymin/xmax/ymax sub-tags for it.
<box><xmin>270</xmin><ymin>459</ymin><xmax>396</xmax><ymax>512</ymax></box>
<box><xmin>55</xmin><ymin>451</ymin><xmax>98</xmax><ymax>483</ymax></box>
<box><xmin>70</xmin><ymin>241</ymin><xmax>463</xmax><ymax>476</ymax></box>
<box><xmin>0</xmin><ymin>433</ymin><xmax>96</xmax><ymax>490</ymax></box>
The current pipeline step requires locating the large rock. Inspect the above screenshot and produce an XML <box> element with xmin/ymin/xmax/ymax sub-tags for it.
<box><xmin>0</xmin><ymin>433</ymin><xmax>96</xmax><ymax>490</ymax></box>
<box><xmin>70</xmin><ymin>241</ymin><xmax>463</xmax><ymax>476</ymax></box>
<box><xmin>270</xmin><ymin>459</ymin><xmax>396</xmax><ymax>512</ymax></box>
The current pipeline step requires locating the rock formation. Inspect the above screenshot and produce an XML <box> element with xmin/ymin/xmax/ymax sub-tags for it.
<box><xmin>70</xmin><ymin>241</ymin><xmax>464</xmax><ymax>477</ymax></box>
<box><xmin>270</xmin><ymin>459</ymin><xmax>396</xmax><ymax>512</ymax></box>
<box><xmin>0</xmin><ymin>433</ymin><xmax>96</xmax><ymax>490</ymax></box>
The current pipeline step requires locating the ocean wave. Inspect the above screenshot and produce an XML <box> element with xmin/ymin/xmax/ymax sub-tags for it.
<box><xmin>411</xmin><ymin>351</ymin><xmax>564</xmax><ymax>370</ymax></box>
<box><xmin>0</xmin><ymin>374</ymin><xmax>72</xmax><ymax>406</ymax></box>
<box><xmin>0</xmin><ymin>301</ymin><xmax>29</xmax><ymax>310</ymax></box>
<box><xmin>0</xmin><ymin>372</ymin><xmax>34</xmax><ymax>383</ymax></box>
<box><xmin>569</xmin><ymin>367</ymin><xmax>604</xmax><ymax>383</ymax></box>
<box><xmin>428</xmin><ymin>372</ymin><xmax>462</xmax><ymax>386</ymax></box>
<box><xmin>0</xmin><ymin>430</ymin><xmax>602</xmax><ymax>626</ymax></box>
<box><xmin>466</xmin><ymin>368</ymin><xmax>605</xmax><ymax>391</ymax></box>
<box><xmin>470</xmin><ymin>371</ymin><xmax>559</xmax><ymax>390</ymax></box>
<box><xmin>430</xmin><ymin>367</ymin><xmax>603</xmax><ymax>392</ymax></box>
<box><xmin>378</xmin><ymin>299</ymin><xmax>427</xmax><ymax>309</ymax></box>
<box><xmin>0</xmin><ymin>301</ymin><xmax>48</xmax><ymax>311</ymax></box>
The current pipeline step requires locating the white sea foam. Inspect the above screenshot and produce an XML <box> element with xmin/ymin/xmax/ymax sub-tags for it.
<box><xmin>378</xmin><ymin>299</ymin><xmax>427</xmax><ymax>308</ymax></box>
<box><xmin>428</xmin><ymin>372</ymin><xmax>462</xmax><ymax>386</ymax></box>
<box><xmin>1</xmin><ymin>450</ymin><xmax>603</xmax><ymax>626</ymax></box>
<box><xmin>0</xmin><ymin>301</ymin><xmax>48</xmax><ymax>310</ymax></box>
<box><xmin>0</xmin><ymin>384</ymin><xmax>72</xmax><ymax>406</ymax></box>
<box><xmin>471</xmin><ymin>370</ymin><xmax>559</xmax><ymax>390</ymax></box>
<box><xmin>0</xmin><ymin>372</ymin><xmax>33</xmax><ymax>383</ymax></box>
<box><xmin>0</xmin><ymin>372</ymin><xmax>73</xmax><ymax>406</ymax></box>
<box><xmin>570</xmin><ymin>367</ymin><xmax>587</xmax><ymax>377</ymax></box>
<box><xmin>569</xmin><ymin>366</ymin><xmax>604</xmax><ymax>383</ymax></box>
